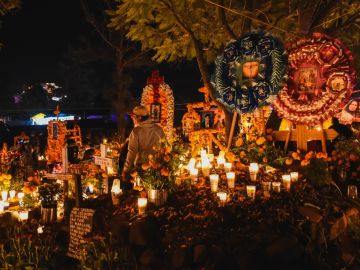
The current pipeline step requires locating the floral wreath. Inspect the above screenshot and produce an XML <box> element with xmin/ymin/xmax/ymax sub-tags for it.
<box><xmin>212</xmin><ymin>31</ymin><xmax>287</xmax><ymax>113</ymax></box>
<box><xmin>273</xmin><ymin>32</ymin><xmax>356</xmax><ymax>126</ymax></box>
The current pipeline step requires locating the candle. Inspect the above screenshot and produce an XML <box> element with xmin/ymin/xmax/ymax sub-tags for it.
<box><xmin>217</xmin><ymin>156</ymin><xmax>225</xmax><ymax>167</ymax></box>
<box><xmin>17</xmin><ymin>192</ymin><xmax>24</xmax><ymax>207</ymax></box>
<box><xmin>1</xmin><ymin>191</ymin><xmax>8</xmax><ymax>201</ymax></box>
<box><xmin>138</xmin><ymin>198</ymin><xmax>147</xmax><ymax>215</ymax></box>
<box><xmin>187</xmin><ymin>158</ymin><xmax>196</xmax><ymax>170</ymax></box>
<box><xmin>9</xmin><ymin>190</ymin><xmax>16</xmax><ymax>200</ymax></box>
<box><xmin>224</xmin><ymin>162</ymin><xmax>232</xmax><ymax>172</ymax></box>
<box><xmin>217</xmin><ymin>192</ymin><xmax>227</xmax><ymax>206</ymax></box>
<box><xmin>0</xmin><ymin>201</ymin><xmax>4</xmax><ymax>213</ymax></box>
<box><xmin>19</xmin><ymin>211</ymin><xmax>28</xmax><ymax>221</ymax></box>
<box><xmin>190</xmin><ymin>168</ymin><xmax>198</xmax><ymax>184</ymax></box>
<box><xmin>282</xmin><ymin>175</ymin><xmax>291</xmax><ymax>191</ymax></box>
<box><xmin>246</xmin><ymin>185</ymin><xmax>256</xmax><ymax>200</ymax></box>
<box><xmin>272</xmin><ymin>182</ymin><xmax>281</xmax><ymax>192</ymax></box>
<box><xmin>207</xmin><ymin>154</ymin><xmax>214</xmax><ymax>162</ymax></box>
<box><xmin>111</xmin><ymin>179</ymin><xmax>122</xmax><ymax>195</ymax></box>
<box><xmin>210</xmin><ymin>174</ymin><xmax>219</xmax><ymax>192</ymax></box>
<box><xmin>226</xmin><ymin>172</ymin><xmax>235</xmax><ymax>189</ymax></box>
<box><xmin>107</xmin><ymin>166</ymin><xmax>114</xmax><ymax>175</ymax></box>
<box><xmin>249</xmin><ymin>163</ymin><xmax>259</xmax><ymax>181</ymax></box>
<box><xmin>4</xmin><ymin>201</ymin><xmax>9</xmax><ymax>209</ymax></box>
<box><xmin>37</xmin><ymin>225</ymin><xmax>44</xmax><ymax>234</ymax></box>
<box><xmin>88</xmin><ymin>184</ymin><xmax>94</xmax><ymax>194</ymax></box>
<box><xmin>290</xmin><ymin>172</ymin><xmax>298</xmax><ymax>182</ymax></box>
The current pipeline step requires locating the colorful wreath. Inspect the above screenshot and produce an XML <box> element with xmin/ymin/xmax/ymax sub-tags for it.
<box><xmin>213</xmin><ymin>32</ymin><xmax>287</xmax><ymax>113</ymax></box>
<box><xmin>273</xmin><ymin>33</ymin><xmax>356</xmax><ymax>126</ymax></box>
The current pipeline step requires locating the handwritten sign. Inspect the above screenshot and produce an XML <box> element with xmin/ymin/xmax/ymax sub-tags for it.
<box><xmin>67</xmin><ymin>207</ymin><xmax>95</xmax><ymax>260</ymax></box>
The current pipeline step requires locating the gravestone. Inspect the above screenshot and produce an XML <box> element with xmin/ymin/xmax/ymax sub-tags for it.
<box><xmin>67</xmin><ymin>207</ymin><xmax>95</xmax><ymax>260</ymax></box>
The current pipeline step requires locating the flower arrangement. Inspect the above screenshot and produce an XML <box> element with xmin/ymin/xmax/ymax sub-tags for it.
<box><xmin>38</xmin><ymin>180</ymin><xmax>62</xmax><ymax>208</ymax></box>
<box><xmin>133</xmin><ymin>139</ymin><xmax>188</xmax><ymax>191</ymax></box>
<box><xmin>233</xmin><ymin>128</ymin><xmax>286</xmax><ymax>167</ymax></box>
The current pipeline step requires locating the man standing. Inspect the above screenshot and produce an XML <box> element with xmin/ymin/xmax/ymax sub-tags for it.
<box><xmin>122</xmin><ymin>105</ymin><xmax>165</xmax><ymax>184</ymax></box>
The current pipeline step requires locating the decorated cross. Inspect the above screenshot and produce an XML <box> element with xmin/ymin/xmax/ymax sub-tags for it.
<box><xmin>272</xmin><ymin>124</ymin><xmax>338</xmax><ymax>153</ymax></box>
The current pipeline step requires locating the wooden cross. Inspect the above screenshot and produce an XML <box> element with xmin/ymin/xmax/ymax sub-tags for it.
<box><xmin>272</xmin><ymin>124</ymin><xmax>338</xmax><ymax>153</ymax></box>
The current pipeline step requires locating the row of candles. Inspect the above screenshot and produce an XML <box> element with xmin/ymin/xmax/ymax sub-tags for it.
<box><xmin>0</xmin><ymin>190</ymin><xmax>28</xmax><ymax>221</ymax></box>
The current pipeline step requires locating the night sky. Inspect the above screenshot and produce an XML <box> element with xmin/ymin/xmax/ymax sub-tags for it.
<box><xmin>0</xmin><ymin>0</ymin><xmax>203</xmax><ymax>111</ymax></box>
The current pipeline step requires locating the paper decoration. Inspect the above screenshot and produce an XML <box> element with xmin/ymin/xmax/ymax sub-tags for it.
<box><xmin>273</xmin><ymin>32</ymin><xmax>356</xmax><ymax>125</ymax></box>
<box><xmin>213</xmin><ymin>32</ymin><xmax>287</xmax><ymax>113</ymax></box>
<box><xmin>141</xmin><ymin>70</ymin><xmax>174</xmax><ymax>138</ymax></box>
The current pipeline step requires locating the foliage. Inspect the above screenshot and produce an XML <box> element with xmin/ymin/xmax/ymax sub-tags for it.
<box><xmin>22</xmin><ymin>193</ymin><xmax>37</xmax><ymax>209</ymax></box>
<box><xmin>0</xmin><ymin>224</ymin><xmax>55</xmax><ymax>270</ymax></box>
<box><xmin>134</xmin><ymin>139</ymin><xmax>188</xmax><ymax>191</ymax></box>
<box><xmin>109</xmin><ymin>0</ymin><xmax>244</xmax><ymax>63</ymax></box>
<box><xmin>80</xmin><ymin>233</ymin><xmax>136</xmax><ymax>270</ymax></box>
<box><xmin>37</xmin><ymin>181</ymin><xmax>62</xmax><ymax>208</ymax></box>
<box><xmin>302</xmin><ymin>152</ymin><xmax>332</xmax><ymax>187</ymax></box>
<box><xmin>0</xmin><ymin>174</ymin><xmax>12</xmax><ymax>191</ymax></box>
<box><xmin>233</xmin><ymin>127</ymin><xmax>286</xmax><ymax>168</ymax></box>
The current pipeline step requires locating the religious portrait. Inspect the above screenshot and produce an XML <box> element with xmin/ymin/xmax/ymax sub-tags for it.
<box><xmin>297</xmin><ymin>67</ymin><xmax>317</xmax><ymax>93</ymax></box>
<box><xmin>328</xmin><ymin>75</ymin><xmax>347</xmax><ymax>92</ymax></box>
<box><xmin>201</xmin><ymin>111</ymin><xmax>214</xmax><ymax>129</ymax></box>
<box><xmin>150</xmin><ymin>103</ymin><xmax>161</xmax><ymax>123</ymax></box>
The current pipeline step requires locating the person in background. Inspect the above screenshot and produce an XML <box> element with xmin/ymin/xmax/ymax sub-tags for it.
<box><xmin>121</xmin><ymin>105</ymin><xmax>165</xmax><ymax>188</ymax></box>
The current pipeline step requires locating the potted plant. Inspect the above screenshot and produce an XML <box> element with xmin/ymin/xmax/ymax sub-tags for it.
<box><xmin>135</xmin><ymin>139</ymin><xmax>187</xmax><ymax>206</ymax></box>
<box><xmin>38</xmin><ymin>180</ymin><xmax>62</xmax><ymax>224</ymax></box>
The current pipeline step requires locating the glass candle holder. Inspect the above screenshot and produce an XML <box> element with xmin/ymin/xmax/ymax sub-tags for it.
<box><xmin>190</xmin><ymin>168</ymin><xmax>199</xmax><ymax>184</ymax></box>
<box><xmin>210</xmin><ymin>174</ymin><xmax>219</xmax><ymax>192</ymax></box>
<box><xmin>217</xmin><ymin>157</ymin><xmax>225</xmax><ymax>167</ymax></box>
<box><xmin>137</xmin><ymin>198</ymin><xmax>147</xmax><ymax>215</ymax></box>
<box><xmin>290</xmin><ymin>172</ymin><xmax>299</xmax><ymax>182</ymax></box>
<box><xmin>224</xmin><ymin>163</ymin><xmax>232</xmax><ymax>172</ymax></box>
<box><xmin>9</xmin><ymin>190</ymin><xmax>16</xmax><ymax>200</ymax></box>
<box><xmin>246</xmin><ymin>185</ymin><xmax>256</xmax><ymax>200</ymax></box>
<box><xmin>1</xmin><ymin>191</ymin><xmax>8</xmax><ymax>201</ymax></box>
<box><xmin>226</xmin><ymin>172</ymin><xmax>235</xmax><ymax>189</ymax></box>
<box><xmin>272</xmin><ymin>182</ymin><xmax>281</xmax><ymax>193</ymax></box>
<box><xmin>348</xmin><ymin>185</ymin><xmax>358</xmax><ymax>199</ymax></box>
<box><xmin>282</xmin><ymin>175</ymin><xmax>291</xmax><ymax>191</ymax></box>
<box><xmin>0</xmin><ymin>201</ymin><xmax>4</xmax><ymax>213</ymax></box>
<box><xmin>249</xmin><ymin>163</ymin><xmax>259</xmax><ymax>181</ymax></box>
<box><xmin>202</xmin><ymin>166</ymin><xmax>210</xmax><ymax>177</ymax></box>
<box><xmin>217</xmin><ymin>192</ymin><xmax>227</xmax><ymax>206</ymax></box>
<box><xmin>19</xmin><ymin>210</ymin><xmax>28</xmax><ymax>221</ymax></box>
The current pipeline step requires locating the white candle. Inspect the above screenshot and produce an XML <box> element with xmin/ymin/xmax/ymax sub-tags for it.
<box><xmin>207</xmin><ymin>154</ymin><xmax>214</xmax><ymax>162</ymax></box>
<box><xmin>111</xmin><ymin>179</ymin><xmax>122</xmax><ymax>195</ymax></box>
<box><xmin>37</xmin><ymin>226</ymin><xmax>44</xmax><ymax>234</ymax></box>
<box><xmin>272</xmin><ymin>182</ymin><xmax>281</xmax><ymax>192</ymax></box>
<box><xmin>226</xmin><ymin>172</ymin><xmax>235</xmax><ymax>189</ymax></box>
<box><xmin>9</xmin><ymin>190</ymin><xmax>16</xmax><ymax>199</ymax></box>
<box><xmin>0</xmin><ymin>201</ymin><xmax>4</xmax><ymax>213</ymax></box>
<box><xmin>217</xmin><ymin>192</ymin><xmax>227</xmax><ymax>206</ymax></box>
<box><xmin>88</xmin><ymin>184</ymin><xmax>94</xmax><ymax>194</ymax></box>
<box><xmin>249</xmin><ymin>163</ymin><xmax>259</xmax><ymax>181</ymax></box>
<box><xmin>224</xmin><ymin>162</ymin><xmax>232</xmax><ymax>172</ymax></box>
<box><xmin>1</xmin><ymin>191</ymin><xmax>8</xmax><ymax>201</ymax></box>
<box><xmin>246</xmin><ymin>185</ymin><xmax>256</xmax><ymax>200</ymax></box>
<box><xmin>210</xmin><ymin>174</ymin><xmax>219</xmax><ymax>192</ymax></box>
<box><xmin>282</xmin><ymin>175</ymin><xmax>291</xmax><ymax>191</ymax></box>
<box><xmin>138</xmin><ymin>198</ymin><xmax>147</xmax><ymax>215</ymax></box>
<box><xmin>19</xmin><ymin>211</ymin><xmax>28</xmax><ymax>221</ymax></box>
<box><xmin>187</xmin><ymin>158</ymin><xmax>196</xmax><ymax>170</ymax></box>
<box><xmin>17</xmin><ymin>192</ymin><xmax>24</xmax><ymax>207</ymax></box>
<box><xmin>190</xmin><ymin>168</ymin><xmax>198</xmax><ymax>184</ymax></box>
<box><xmin>217</xmin><ymin>156</ymin><xmax>225</xmax><ymax>167</ymax></box>
<box><xmin>290</xmin><ymin>172</ymin><xmax>298</xmax><ymax>182</ymax></box>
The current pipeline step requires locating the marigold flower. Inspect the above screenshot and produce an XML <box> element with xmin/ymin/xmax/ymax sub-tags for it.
<box><xmin>256</xmin><ymin>137</ymin><xmax>266</xmax><ymax>145</ymax></box>
<box><xmin>235</xmin><ymin>137</ymin><xmax>244</xmax><ymax>147</ymax></box>
<box><xmin>160</xmin><ymin>168</ymin><xmax>169</xmax><ymax>176</ymax></box>
<box><xmin>301</xmin><ymin>159</ymin><xmax>310</xmax><ymax>166</ymax></box>
<box><xmin>141</xmin><ymin>163</ymin><xmax>150</xmax><ymax>170</ymax></box>
<box><xmin>285</xmin><ymin>158</ymin><xmax>293</xmax><ymax>165</ymax></box>
<box><xmin>164</xmin><ymin>155</ymin><xmax>171</xmax><ymax>162</ymax></box>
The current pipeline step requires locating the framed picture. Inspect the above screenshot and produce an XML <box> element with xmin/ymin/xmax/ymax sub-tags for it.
<box><xmin>150</xmin><ymin>103</ymin><xmax>161</xmax><ymax>123</ymax></box>
<box><xmin>297</xmin><ymin>67</ymin><xmax>317</xmax><ymax>93</ymax></box>
<box><xmin>201</xmin><ymin>111</ymin><xmax>214</xmax><ymax>129</ymax></box>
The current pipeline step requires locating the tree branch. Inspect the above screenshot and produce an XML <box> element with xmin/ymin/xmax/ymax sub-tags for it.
<box><xmin>217</xmin><ymin>0</ymin><xmax>237</xmax><ymax>40</ymax></box>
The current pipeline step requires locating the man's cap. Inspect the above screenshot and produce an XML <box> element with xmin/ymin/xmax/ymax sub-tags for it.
<box><xmin>132</xmin><ymin>105</ymin><xmax>149</xmax><ymax>117</ymax></box>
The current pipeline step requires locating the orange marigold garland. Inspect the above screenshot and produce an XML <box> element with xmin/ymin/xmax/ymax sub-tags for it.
<box><xmin>141</xmin><ymin>70</ymin><xmax>174</xmax><ymax>138</ymax></box>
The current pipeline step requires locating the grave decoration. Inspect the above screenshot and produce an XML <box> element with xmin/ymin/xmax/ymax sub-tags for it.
<box><xmin>213</xmin><ymin>31</ymin><xmax>287</xmax><ymax>114</ymax></box>
<box><xmin>337</xmin><ymin>90</ymin><xmax>360</xmax><ymax>136</ymax></box>
<box><xmin>46</xmin><ymin>106</ymin><xmax>82</xmax><ymax>165</ymax></box>
<box><xmin>181</xmin><ymin>87</ymin><xmax>226</xmax><ymax>156</ymax></box>
<box><xmin>273</xmin><ymin>32</ymin><xmax>356</xmax><ymax>126</ymax></box>
<box><xmin>141</xmin><ymin>70</ymin><xmax>174</xmax><ymax>138</ymax></box>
